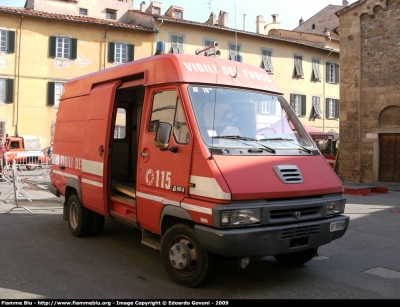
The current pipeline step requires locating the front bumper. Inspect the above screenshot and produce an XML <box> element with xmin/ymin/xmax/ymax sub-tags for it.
<box><xmin>195</xmin><ymin>215</ymin><xmax>349</xmax><ymax>257</ymax></box>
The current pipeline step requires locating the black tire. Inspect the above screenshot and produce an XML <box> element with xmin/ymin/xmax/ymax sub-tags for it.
<box><xmin>67</xmin><ymin>194</ymin><xmax>93</xmax><ymax>237</ymax></box>
<box><xmin>91</xmin><ymin>213</ymin><xmax>105</xmax><ymax>236</ymax></box>
<box><xmin>273</xmin><ymin>248</ymin><xmax>318</xmax><ymax>266</ymax></box>
<box><xmin>161</xmin><ymin>224</ymin><xmax>217</xmax><ymax>287</ymax></box>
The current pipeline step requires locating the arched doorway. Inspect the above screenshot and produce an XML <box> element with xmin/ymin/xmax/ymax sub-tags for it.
<box><xmin>379</xmin><ymin>106</ymin><xmax>400</xmax><ymax>182</ymax></box>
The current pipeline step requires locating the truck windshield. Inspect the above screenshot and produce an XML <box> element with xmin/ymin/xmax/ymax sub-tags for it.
<box><xmin>188</xmin><ymin>85</ymin><xmax>315</xmax><ymax>152</ymax></box>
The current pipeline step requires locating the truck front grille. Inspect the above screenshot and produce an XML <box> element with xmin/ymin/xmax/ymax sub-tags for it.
<box><xmin>270</xmin><ymin>206</ymin><xmax>320</xmax><ymax>220</ymax></box>
<box><xmin>281</xmin><ymin>225</ymin><xmax>320</xmax><ymax>239</ymax></box>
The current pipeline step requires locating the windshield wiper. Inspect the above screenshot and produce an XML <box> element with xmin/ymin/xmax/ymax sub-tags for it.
<box><xmin>212</xmin><ymin>135</ymin><xmax>276</xmax><ymax>153</ymax></box>
<box><xmin>259</xmin><ymin>137</ymin><xmax>312</xmax><ymax>154</ymax></box>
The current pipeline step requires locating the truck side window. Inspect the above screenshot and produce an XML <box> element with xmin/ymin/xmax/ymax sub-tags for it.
<box><xmin>114</xmin><ymin>108</ymin><xmax>126</xmax><ymax>139</ymax></box>
<box><xmin>149</xmin><ymin>90</ymin><xmax>189</xmax><ymax>144</ymax></box>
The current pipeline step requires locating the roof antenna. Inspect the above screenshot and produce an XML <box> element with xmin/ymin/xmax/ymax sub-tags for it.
<box><xmin>202</xmin><ymin>0</ymin><xmax>213</xmax><ymax>15</ymax></box>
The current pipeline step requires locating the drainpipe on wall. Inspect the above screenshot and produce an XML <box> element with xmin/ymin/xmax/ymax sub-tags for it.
<box><xmin>323</xmin><ymin>36</ymin><xmax>333</xmax><ymax>134</ymax></box>
<box><xmin>155</xmin><ymin>18</ymin><xmax>164</xmax><ymax>54</ymax></box>
<box><xmin>103</xmin><ymin>26</ymin><xmax>108</xmax><ymax>70</ymax></box>
<box><xmin>15</xmin><ymin>15</ymin><xmax>24</xmax><ymax>136</ymax></box>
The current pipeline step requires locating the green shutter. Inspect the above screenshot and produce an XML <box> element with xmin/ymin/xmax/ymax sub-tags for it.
<box><xmin>326</xmin><ymin>62</ymin><xmax>330</xmax><ymax>82</ymax></box>
<box><xmin>301</xmin><ymin>95</ymin><xmax>306</xmax><ymax>116</ymax></box>
<box><xmin>49</xmin><ymin>36</ymin><xmax>56</xmax><ymax>58</ymax></box>
<box><xmin>326</xmin><ymin>98</ymin><xmax>329</xmax><ymax>118</ymax></box>
<box><xmin>335</xmin><ymin>64</ymin><xmax>340</xmax><ymax>84</ymax></box>
<box><xmin>335</xmin><ymin>99</ymin><xmax>340</xmax><ymax>118</ymax></box>
<box><xmin>5</xmin><ymin>79</ymin><xmax>14</xmax><ymax>104</ymax></box>
<box><xmin>290</xmin><ymin>94</ymin><xmax>295</xmax><ymax>109</ymax></box>
<box><xmin>128</xmin><ymin>44</ymin><xmax>134</xmax><ymax>62</ymax></box>
<box><xmin>108</xmin><ymin>42</ymin><xmax>115</xmax><ymax>63</ymax></box>
<box><xmin>69</xmin><ymin>38</ymin><xmax>77</xmax><ymax>60</ymax></box>
<box><xmin>7</xmin><ymin>31</ymin><xmax>15</xmax><ymax>53</ymax></box>
<box><xmin>48</xmin><ymin>82</ymin><xmax>55</xmax><ymax>106</ymax></box>
<box><xmin>271</xmin><ymin>100</ymin><xmax>276</xmax><ymax>114</ymax></box>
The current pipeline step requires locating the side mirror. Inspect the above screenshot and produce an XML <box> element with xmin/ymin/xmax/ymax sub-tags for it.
<box><xmin>155</xmin><ymin>122</ymin><xmax>172</xmax><ymax>151</ymax></box>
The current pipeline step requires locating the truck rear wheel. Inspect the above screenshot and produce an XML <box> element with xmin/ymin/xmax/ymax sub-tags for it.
<box><xmin>67</xmin><ymin>194</ymin><xmax>92</xmax><ymax>237</ymax></box>
<box><xmin>273</xmin><ymin>248</ymin><xmax>318</xmax><ymax>266</ymax></box>
<box><xmin>161</xmin><ymin>224</ymin><xmax>217</xmax><ymax>287</ymax></box>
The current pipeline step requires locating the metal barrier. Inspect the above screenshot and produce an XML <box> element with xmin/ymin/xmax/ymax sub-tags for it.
<box><xmin>4</xmin><ymin>151</ymin><xmax>50</xmax><ymax>171</ymax></box>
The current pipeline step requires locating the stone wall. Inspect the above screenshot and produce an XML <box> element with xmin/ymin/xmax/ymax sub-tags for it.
<box><xmin>337</xmin><ymin>0</ymin><xmax>400</xmax><ymax>182</ymax></box>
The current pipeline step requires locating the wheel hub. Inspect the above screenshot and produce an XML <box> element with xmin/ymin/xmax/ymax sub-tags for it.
<box><xmin>169</xmin><ymin>242</ymin><xmax>191</xmax><ymax>270</ymax></box>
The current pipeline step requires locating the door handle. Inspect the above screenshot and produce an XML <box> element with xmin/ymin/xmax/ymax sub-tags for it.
<box><xmin>140</xmin><ymin>152</ymin><xmax>149</xmax><ymax>157</ymax></box>
<box><xmin>99</xmin><ymin>145</ymin><xmax>104</xmax><ymax>157</ymax></box>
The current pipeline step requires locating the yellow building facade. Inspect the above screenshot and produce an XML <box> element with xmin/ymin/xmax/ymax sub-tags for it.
<box><xmin>1</xmin><ymin>3</ymin><xmax>340</xmax><ymax>151</ymax></box>
<box><xmin>0</xmin><ymin>7</ymin><xmax>155</xmax><ymax>147</ymax></box>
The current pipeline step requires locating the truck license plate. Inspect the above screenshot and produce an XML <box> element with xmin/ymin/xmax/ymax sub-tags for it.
<box><xmin>330</xmin><ymin>221</ymin><xmax>346</xmax><ymax>232</ymax></box>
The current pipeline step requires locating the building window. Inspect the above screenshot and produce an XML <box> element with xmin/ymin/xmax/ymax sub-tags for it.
<box><xmin>257</xmin><ymin>100</ymin><xmax>276</xmax><ymax>115</ymax></box>
<box><xmin>79</xmin><ymin>8</ymin><xmax>88</xmax><ymax>15</ymax></box>
<box><xmin>0</xmin><ymin>78</ymin><xmax>14</xmax><ymax>104</ymax></box>
<box><xmin>228</xmin><ymin>43</ymin><xmax>241</xmax><ymax>61</ymax></box>
<box><xmin>106</xmin><ymin>9</ymin><xmax>117</xmax><ymax>20</ymax></box>
<box><xmin>174</xmin><ymin>10</ymin><xmax>183</xmax><ymax>19</ymax></box>
<box><xmin>261</xmin><ymin>48</ymin><xmax>273</xmax><ymax>73</ymax></box>
<box><xmin>203</xmin><ymin>39</ymin><xmax>217</xmax><ymax>56</ymax></box>
<box><xmin>0</xmin><ymin>30</ymin><xmax>15</xmax><ymax>53</ymax></box>
<box><xmin>170</xmin><ymin>34</ymin><xmax>184</xmax><ymax>54</ymax></box>
<box><xmin>312</xmin><ymin>24</ymin><xmax>315</xmax><ymax>30</ymax></box>
<box><xmin>293</xmin><ymin>55</ymin><xmax>304</xmax><ymax>78</ymax></box>
<box><xmin>312</xmin><ymin>96</ymin><xmax>323</xmax><ymax>117</ymax></box>
<box><xmin>47</xmin><ymin>82</ymin><xmax>64</xmax><ymax>108</ymax></box>
<box><xmin>153</xmin><ymin>7</ymin><xmax>161</xmax><ymax>15</ymax></box>
<box><xmin>108</xmin><ymin>42</ymin><xmax>134</xmax><ymax>63</ymax></box>
<box><xmin>312</xmin><ymin>58</ymin><xmax>322</xmax><ymax>81</ymax></box>
<box><xmin>326</xmin><ymin>98</ymin><xmax>339</xmax><ymax>119</ymax></box>
<box><xmin>49</xmin><ymin>36</ymin><xmax>77</xmax><ymax>60</ymax></box>
<box><xmin>290</xmin><ymin>94</ymin><xmax>306</xmax><ymax>116</ymax></box>
<box><xmin>326</xmin><ymin>62</ymin><xmax>340</xmax><ymax>84</ymax></box>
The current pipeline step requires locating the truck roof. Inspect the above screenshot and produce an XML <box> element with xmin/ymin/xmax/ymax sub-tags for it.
<box><xmin>62</xmin><ymin>54</ymin><xmax>283</xmax><ymax>99</ymax></box>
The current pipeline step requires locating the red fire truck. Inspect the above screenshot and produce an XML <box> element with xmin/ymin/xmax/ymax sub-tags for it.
<box><xmin>49</xmin><ymin>51</ymin><xmax>349</xmax><ymax>287</ymax></box>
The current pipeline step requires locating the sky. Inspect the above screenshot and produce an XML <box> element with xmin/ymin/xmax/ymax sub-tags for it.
<box><xmin>0</xmin><ymin>0</ymin><xmax>352</xmax><ymax>32</ymax></box>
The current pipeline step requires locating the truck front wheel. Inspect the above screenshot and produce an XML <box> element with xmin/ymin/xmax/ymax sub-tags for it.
<box><xmin>67</xmin><ymin>194</ymin><xmax>92</xmax><ymax>237</ymax></box>
<box><xmin>273</xmin><ymin>248</ymin><xmax>318</xmax><ymax>266</ymax></box>
<box><xmin>161</xmin><ymin>224</ymin><xmax>217</xmax><ymax>287</ymax></box>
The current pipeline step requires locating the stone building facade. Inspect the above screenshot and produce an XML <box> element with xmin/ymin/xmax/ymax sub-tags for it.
<box><xmin>336</xmin><ymin>0</ymin><xmax>400</xmax><ymax>183</ymax></box>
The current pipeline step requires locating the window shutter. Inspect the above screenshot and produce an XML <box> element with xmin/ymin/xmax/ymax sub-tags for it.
<box><xmin>335</xmin><ymin>99</ymin><xmax>340</xmax><ymax>118</ymax></box>
<box><xmin>108</xmin><ymin>42</ymin><xmax>115</xmax><ymax>63</ymax></box>
<box><xmin>271</xmin><ymin>100</ymin><xmax>276</xmax><ymax>114</ymax></box>
<box><xmin>301</xmin><ymin>95</ymin><xmax>306</xmax><ymax>116</ymax></box>
<box><xmin>257</xmin><ymin>101</ymin><xmax>262</xmax><ymax>113</ymax></box>
<box><xmin>128</xmin><ymin>44</ymin><xmax>134</xmax><ymax>62</ymax></box>
<box><xmin>47</xmin><ymin>82</ymin><xmax>55</xmax><ymax>106</ymax></box>
<box><xmin>5</xmin><ymin>79</ymin><xmax>14</xmax><ymax>104</ymax></box>
<box><xmin>326</xmin><ymin>62</ymin><xmax>330</xmax><ymax>82</ymax></box>
<box><xmin>290</xmin><ymin>94</ymin><xmax>295</xmax><ymax>109</ymax></box>
<box><xmin>326</xmin><ymin>98</ymin><xmax>329</xmax><ymax>118</ymax></box>
<box><xmin>7</xmin><ymin>31</ymin><xmax>15</xmax><ymax>53</ymax></box>
<box><xmin>69</xmin><ymin>38</ymin><xmax>77</xmax><ymax>60</ymax></box>
<box><xmin>49</xmin><ymin>36</ymin><xmax>57</xmax><ymax>58</ymax></box>
<box><xmin>335</xmin><ymin>64</ymin><xmax>340</xmax><ymax>84</ymax></box>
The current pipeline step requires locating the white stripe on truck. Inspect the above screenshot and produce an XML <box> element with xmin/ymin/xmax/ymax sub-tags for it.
<box><xmin>189</xmin><ymin>175</ymin><xmax>231</xmax><ymax>200</ymax></box>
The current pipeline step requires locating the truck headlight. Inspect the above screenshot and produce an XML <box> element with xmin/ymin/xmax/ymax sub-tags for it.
<box><xmin>221</xmin><ymin>209</ymin><xmax>262</xmax><ymax>226</ymax></box>
<box><xmin>327</xmin><ymin>200</ymin><xmax>346</xmax><ymax>216</ymax></box>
